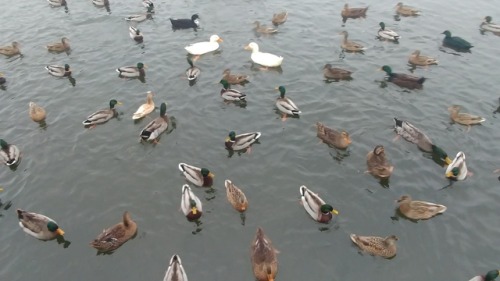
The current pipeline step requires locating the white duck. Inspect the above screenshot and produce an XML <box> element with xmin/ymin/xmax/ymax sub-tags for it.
<box><xmin>244</xmin><ymin>42</ymin><xmax>283</xmax><ymax>67</ymax></box>
<box><xmin>184</xmin><ymin>35</ymin><xmax>223</xmax><ymax>56</ymax></box>
<box><xmin>163</xmin><ymin>254</ymin><xmax>188</xmax><ymax>281</ymax></box>
<box><xmin>180</xmin><ymin>184</ymin><xmax>203</xmax><ymax>221</ymax></box>
<box><xmin>445</xmin><ymin>151</ymin><xmax>468</xmax><ymax>180</ymax></box>
<box><xmin>132</xmin><ymin>91</ymin><xmax>154</xmax><ymax>120</ymax></box>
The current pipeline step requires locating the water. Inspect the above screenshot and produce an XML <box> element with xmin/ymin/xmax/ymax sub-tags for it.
<box><xmin>1</xmin><ymin>0</ymin><xmax>499</xmax><ymax>280</ymax></box>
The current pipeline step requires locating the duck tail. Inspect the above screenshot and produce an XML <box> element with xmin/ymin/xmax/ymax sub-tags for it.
<box><xmin>394</xmin><ymin>118</ymin><xmax>403</xmax><ymax>127</ymax></box>
<box><xmin>417</xmin><ymin>77</ymin><xmax>426</xmax><ymax>84</ymax></box>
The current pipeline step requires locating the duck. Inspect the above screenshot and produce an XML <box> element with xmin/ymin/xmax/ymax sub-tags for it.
<box><xmin>315</xmin><ymin>122</ymin><xmax>351</xmax><ymax>149</ymax></box>
<box><xmin>445</xmin><ymin>151</ymin><xmax>468</xmax><ymax>181</ymax></box>
<box><xmin>46</xmin><ymin>37</ymin><xmax>70</xmax><ymax>52</ymax></box>
<box><xmin>393</xmin><ymin>118</ymin><xmax>452</xmax><ymax>164</ymax></box>
<box><xmin>92</xmin><ymin>0</ymin><xmax>109</xmax><ymax>7</ymax></box>
<box><xmin>275</xmin><ymin>86</ymin><xmax>301</xmax><ymax>121</ymax></box>
<box><xmin>224</xmin><ymin>179</ymin><xmax>248</xmax><ymax>212</ymax></box>
<box><xmin>251</xmin><ymin>227</ymin><xmax>279</xmax><ymax>281</ymax></box>
<box><xmin>129</xmin><ymin>26</ymin><xmax>143</xmax><ymax>42</ymax></box>
<box><xmin>469</xmin><ymin>270</ymin><xmax>500</xmax><ymax>281</ymax></box>
<box><xmin>299</xmin><ymin>185</ymin><xmax>338</xmax><ymax>223</ymax></box>
<box><xmin>408</xmin><ymin>50</ymin><xmax>438</xmax><ymax>66</ymax></box>
<box><xmin>244</xmin><ymin>42</ymin><xmax>283</xmax><ymax>68</ymax></box>
<box><xmin>132</xmin><ymin>91</ymin><xmax>154</xmax><ymax>120</ymax></box>
<box><xmin>186</xmin><ymin>57</ymin><xmax>200</xmax><ymax>81</ymax></box>
<box><xmin>184</xmin><ymin>35</ymin><xmax>222</xmax><ymax>56</ymax></box>
<box><xmin>442</xmin><ymin>30</ymin><xmax>473</xmax><ymax>51</ymax></box>
<box><xmin>481</xmin><ymin>16</ymin><xmax>500</xmax><ymax>33</ymax></box>
<box><xmin>222</xmin><ymin>69</ymin><xmax>249</xmax><ymax>85</ymax></box>
<box><xmin>0</xmin><ymin>139</ymin><xmax>20</xmax><ymax>166</ymax></box>
<box><xmin>170</xmin><ymin>14</ymin><xmax>200</xmax><ymax>30</ymax></box>
<box><xmin>0</xmin><ymin>73</ymin><xmax>5</xmax><ymax>85</ymax></box>
<box><xmin>341</xmin><ymin>3</ymin><xmax>368</xmax><ymax>21</ymax></box>
<box><xmin>350</xmin><ymin>234</ymin><xmax>398</xmax><ymax>258</ymax></box>
<box><xmin>272</xmin><ymin>11</ymin><xmax>288</xmax><ymax>25</ymax></box>
<box><xmin>323</xmin><ymin>64</ymin><xmax>352</xmax><ymax>80</ymax></box>
<box><xmin>225</xmin><ymin>131</ymin><xmax>261</xmax><ymax>151</ymax></box>
<box><xmin>29</xmin><ymin>102</ymin><xmax>47</xmax><ymax>122</ymax></box>
<box><xmin>45</xmin><ymin>64</ymin><xmax>71</xmax><ymax>77</ymax></box>
<box><xmin>47</xmin><ymin>0</ymin><xmax>67</xmax><ymax>7</ymax></box>
<box><xmin>395</xmin><ymin>2</ymin><xmax>420</xmax><ymax>16</ymax></box>
<box><xmin>90</xmin><ymin>211</ymin><xmax>137</xmax><ymax>253</ymax></box>
<box><xmin>125</xmin><ymin>5</ymin><xmax>154</xmax><ymax>22</ymax></box>
<box><xmin>82</xmin><ymin>99</ymin><xmax>121</xmax><ymax>128</ymax></box>
<box><xmin>163</xmin><ymin>254</ymin><xmax>189</xmax><ymax>281</ymax></box>
<box><xmin>140</xmin><ymin>102</ymin><xmax>168</xmax><ymax>144</ymax></box>
<box><xmin>396</xmin><ymin>195</ymin><xmax>447</xmax><ymax>220</ymax></box>
<box><xmin>0</xmin><ymin>42</ymin><xmax>21</xmax><ymax>56</ymax></box>
<box><xmin>116</xmin><ymin>62</ymin><xmax>146</xmax><ymax>78</ymax></box>
<box><xmin>380</xmin><ymin>65</ymin><xmax>425</xmax><ymax>89</ymax></box>
<box><xmin>366</xmin><ymin>145</ymin><xmax>394</xmax><ymax>178</ymax></box>
<box><xmin>339</xmin><ymin>31</ymin><xmax>365</xmax><ymax>52</ymax></box>
<box><xmin>219</xmin><ymin>79</ymin><xmax>246</xmax><ymax>101</ymax></box>
<box><xmin>178</xmin><ymin>163</ymin><xmax>214</xmax><ymax>187</ymax></box>
<box><xmin>448</xmin><ymin>105</ymin><xmax>485</xmax><ymax>130</ymax></box>
<box><xmin>253</xmin><ymin>21</ymin><xmax>278</xmax><ymax>34</ymax></box>
<box><xmin>378</xmin><ymin>22</ymin><xmax>400</xmax><ymax>41</ymax></box>
<box><xmin>180</xmin><ymin>184</ymin><xmax>203</xmax><ymax>221</ymax></box>
<box><xmin>17</xmin><ymin>209</ymin><xmax>64</xmax><ymax>240</ymax></box>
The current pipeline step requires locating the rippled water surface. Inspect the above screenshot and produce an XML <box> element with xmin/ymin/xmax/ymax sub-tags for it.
<box><xmin>1</xmin><ymin>0</ymin><xmax>499</xmax><ymax>280</ymax></box>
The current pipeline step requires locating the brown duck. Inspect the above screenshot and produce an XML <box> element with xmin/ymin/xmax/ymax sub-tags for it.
<box><xmin>315</xmin><ymin>122</ymin><xmax>351</xmax><ymax>149</ymax></box>
<box><xmin>89</xmin><ymin>211</ymin><xmax>137</xmax><ymax>253</ymax></box>
<box><xmin>381</xmin><ymin>65</ymin><xmax>425</xmax><ymax>89</ymax></box>
<box><xmin>350</xmin><ymin>234</ymin><xmax>398</xmax><ymax>258</ymax></box>
<box><xmin>323</xmin><ymin>64</ymin><xmax>352</xmax><ymax>80</ymax></box>
<box><xmin>222</xmin><ymin>68</ymin><xmax>249</xmax><ymax>85</ymax></box>
<box><xmin>396</xmin><ymin>195</ymin><xmax>447</xmax><ymax>220</ymax></box>
<box><xmin>341</xmin><ymin>4</ymin><xmax>368</xmax><ymax>21</ymax></box>
<box><xmin>366</xmin><ymin>145</ymin><xmax>394</xmax><ymax>178</ymax></box>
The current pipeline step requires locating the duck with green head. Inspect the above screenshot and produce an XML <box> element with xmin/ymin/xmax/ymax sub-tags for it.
<box><xmin>46</xmin><ymin>64</ymin><xmax>71</xmax><ymax>77</ymax></box>
<box><xmin>220</xmin><ymin>79</ymin><xmax>246</xmax><ymax>101</ymax></box>
<box><xmin>82</xmin><ymin>99</ymin><xmax>122</xmax><ymax>128</ymax></box>
<box><xmin>275</xmin><ymin>86</ymin><xmax>301</xmax><ymax>121</ymax></box>
<box><xmin>481</xmin><ymin>16</ymin><xmax>500</xmax><ymax>33</ymax></box>
<box><xmin>381</xmin><ymin>65</ymin><xmax>425</xmax><ymax>89</ymax></box>
<box><xmin>181</xmin><ymin>184</ymin><xmax>203</xmax><ymax>221</ymax></box>
<box><xmin>469</xmin><ymin>270</ymin><xmax>500</xmax><ymax>281</ymax></box>
<box><xmin>17</xmin><ymin>209</ymin><xmax>65</xmax><ymax>240</ymax></box>
<box><xmin>445</xmin><ymin>151</ymin><xmax>468</xmax><ymax>180</ymax></box>
<box><xmin>178</xmin><ymin>163</ymin><xmax>214</xmax><ymax>187</ymax></box>
<box><xmin>186</xmin><ymin>57</ymin><xmax>200</xmax><ymax>81</ymax></box>
<box><xmin>140</xmin><ymin>102</ymin><xmax>168</xmax><ymax>144</ymax></box>
<box><xmin>378</xmin><ymin>22</ymin><xmax>400</xmax><ymax>41</ymax></box>
<box><xmin>442</xmin><ymin>30</ymin><xmax>473</xmax><ymax>51</ymax></box>
<box><xmin>225</xmin><ymin>131</ymin><xmax>261</xmax><ymax>151</ymax></box>
<box><xmin>0</xmin><ymin>139</ymin><xmax>20</xmax><ymax>166</ymax></box>
<box><xmin>116</xmin><ymin>62</ymin><xmax>146</xmax><ymax>78</ymax></box>
<box><xmin>299</xmin><ymin>185</ymin><xmax>338</xmax><ymax>223</ymax></box>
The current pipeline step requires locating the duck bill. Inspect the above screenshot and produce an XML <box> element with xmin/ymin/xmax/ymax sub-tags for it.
<box><xmin>331</xmin><ymin>209</ymin><xmax>339</xmax><ymax>215</ymax></box>
<box><xmin>56</xmin><ymin>228</ymin><xmax>65</xmax><ymax>236</ymax></box>
<box><xmin>208</xmin><ymin>172</ymin><xmax>215</xmax><ymax>178</ymax></box>
<box><xmin>191</xmin><ymin>207</ymin><xmax>197</xmax><ymax>214</ymax></box>
<box><xmin>445</xmin><ymin>171</ymin><xmax>453</xmax><ymax>178</ymax></box>
<box><xmin>244</xmin><ymin>45</ymin><xmax>251</xmax><ymax>50</ymax></box>
<box><xmin>445</xmin><ymin>157</ymin><xmax>452</xmax><ymax>165</ymax></box>
<box><xmin>116</xmin><ymin>101</ymin><xmax>123</xmax><ymax>106</ymax></box>
<box><xmin>217</xmin><ymin>38</ymin><xmax>223</xmax><ymax>43</ymax></box>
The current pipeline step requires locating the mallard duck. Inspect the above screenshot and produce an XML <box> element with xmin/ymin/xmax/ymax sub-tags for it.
<box><xmin>481</xmin><ymin>16</ymin><xmax>500</xmax><ymax>33</ymax></box>
<box><xmin>0</xmin><ymin>42</ymin><xmax>21</xmax><ymax>56</ymax></box>
<box><xmin>339</xmin><ymin>31</ymin><xmax>365</xmax><ymax>52</ymax></box>
<box><xmin>448</xmin><ymin>105</ymin><xmax>485</xmax><ymax>130</ymax></box>
<box><xmin>393</xmin><ymin>118</ymin><xmax>451</xmax><ymax>164</ymax></box>
<box><xmin>244</xmin><ymin>42</ymin><xmax>283</xmax><ymax>68</ymax></box>
<box><xmin>225</xmin><ymin>131</ymin><xmax>261</xmax><ymax>151</ymax></box>
<box><xmin>140</xmin><ymin>102</ymin><xmax>168</xmax><ymax>143</ymax></box>
<box><xmin>47</xmin><ymin>0</ymin><xmax>67</xmax><ymax>7</ymax></box>
<box><xmin>129</xmin><ymin>26</ymin><xmax>143</xmax><ymax>42</ymax></box>
<box><xmin>275</xmin><ymin>86</ymin><xmax>300</xmax><ymax>121</ymax></box>
<box><xmin>396</xmin><ymin>195</ymin><xmax>447</xmax><ymax>220</ymax></box>
<box><xmin>315</xmin><ymin>122</ymin><xmax>351</xmax><ymax>149</ymax></box>
<box><xmin>225</xmin><ymin>179</ymin><xmax>248</xmax><ymax>212</ymax></box>
<box><xmin>132</xmin><ymin>91</ymin><xmax>154</xmax><ymax>120</ymax></box>
<box><xmin>222</xmin><ymin>69</ymin><xmax>249</xmax><ymax>84</ymax></box>
<box><xmin>366</xmin><ymin>145</ymin><xmax>394</xmax><ymax>178</ymax></box>
<box><xmin>45</xmin><ymin>64</ymin><xmax>71</xmax><ymax>77</ymax></box>
<box><xmin>220</xmin><ymin>79</ymin><xmax>246</xmax><ymax>101</ymax></box>
<box><xmin>163</xmin><ymin>254</ymin><xmax>189</xmax><ymax>281</ymax></box>
<box><xmin>341</xmin><ymin>3</ymin><xmax>368</xmax><ymax>21</ymax></box>
<box><xmin>299</xmin><ymin>185</ymin><xmax>338</xmax><ymax>223</ymax></box>
<box><xmin>323</xmin><ymin>64</ymin><xmax>352</xmax><ymax>80</ymax></box>
<box><xmin>253</xmin><ymin>21</ymin><xmax>278</xmax><ymax>34</ymax></box>
<box><xmin>378</xmin><ymin>22</ymin><xmax>400</xmax><ymax>41</ymax></box>
<box><xmin>251</xmin><ymin>227</ymin><xmax>279</xmax><ymax>281</ymax></box>
<box><xmin>90</xmin><ymin>211</ymin><xmax>137</xmax><ymax>253</ymax></box>
<box><xmin>184</xmin><ymin>35</ymin><xmax>222</xmax><ymax>56</ymax></box>
<box><xmin>116</xmin><ymin>62</ymin><xmax>146</xmax><ymax>78</ymax></box>
<box><xmin>82</xmin><ymin>99</ymin><xmax>121</xmax><ymax>127</ymax></box>
<box><xmin>29</xmin><ymin>102</ymin><xmax>46</xmax><ymax>122</ymax></box>
<box><xmin>408</xmin><ymin>50</ymin><xmax>438</xmax><ymax>66</ymax></box>
<box><xmin>445</xmin><ymin>151</ymin><xmax>468</xmax><ymax>180</ymax></box>
<box><xmin>186</xmin><ymin>57</ymin><xmax>200</xmax><ymax>81</ymax></box>
<box><xmin>46</xmin><ymin>37</ymin><xmax>70</xmax><ymax>52</ymax></box>
<box><xmin>170</xmin><ymin>14</ymin><xmax>200</xmax><ymax>30</ymax></box>
<box><xmin>142</xmin><ymin>0</ymin><xmax>154</xmax><ymax>9</ymax></box>
<box><xmin>0</xmin><ymin>139</ymin><xmax>20</xmax><ymax>166</ymax></box>
<box><xmin>178</xmin><ymin>163</ymin><xmax>214</xmax><ymax>187</ymax></box>
<box><xmin>395</xmin><ymin>2</ymin><xmax>420</xmax><ymax>16</ymax></box>
<box><xmin>469</xmin><ymin>270</ymin><xmax>500</xmax><ymax>281</ymax></box>
<box><xmin>381</xmin><ymin>65</ymin><xmax>425</xmax><ymax>89</ymax></box>
<box><xmin>180</xmin><ymin>184</ymin><xmax>203</xmax><ymax>221</ymax></box>
<box><xmin>92</xmin><ymin>0</ymin><xmax>109</xmax><ymax>7</ymax></box>
<box><xmin>272</xmin><ymin>11</ymin><xmax>288</xmax><ymax>25</ymax></box>
<box><xmin>17</xmin><ymin>209</ymin><xmax>64</xmax><ymax>240</ymax></box>
<box><xmin>442</xmin><ymin>30</ymin><xmax>473</xmax><ymax>51</ymax></box>
<box><xmin>125</xmin><ymin>5</ymin><xmax>154</xmax><ymax>22</ymax></box>
<box><xmin>350</xmin><ymin>234</ymin><xmax>398</xmax><ymax>258</ymax></box>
